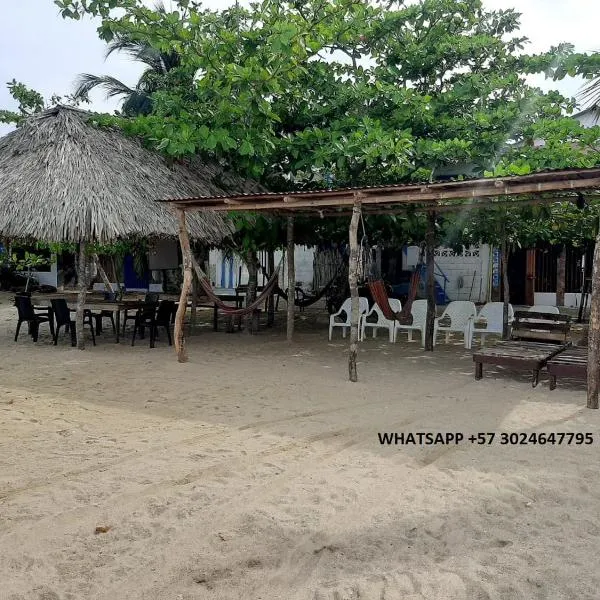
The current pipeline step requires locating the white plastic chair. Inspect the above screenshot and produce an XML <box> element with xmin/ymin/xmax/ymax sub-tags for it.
<box><xmin>528</xmin><ymin>305</ymin><xmax>559</xmax><ymax>314</ymax></box>
<box><xmin>329</xmin><ymin>297</ymin><xmax>369</xmax><ymax>340</ymax></box>
<box><xmin>360</xmin><ymin>299</ymin><xmax>401</xmax><ymax>342</ymax></box>
<box><xmin>394</xmin><ymin>299</ymin><xmax>428</xmax><ymax>346</ymax></box>
<box><xmin>434</xmin><ymin>301</ymin><xmax>477</xmax><ymax>347</ymax></box>
<box><xmin>466</xmin><ymin>302</ymin><xmax>514</xmax><ymax>349</ymax></box>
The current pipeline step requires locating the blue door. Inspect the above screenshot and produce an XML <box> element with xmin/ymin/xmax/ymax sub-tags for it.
<box><xmin>123</xmin><ymin>254</ymin><xmax>149</xmax><ymax>289</ymax></box>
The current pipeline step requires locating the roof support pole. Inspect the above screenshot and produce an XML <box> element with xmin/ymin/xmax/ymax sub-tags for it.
<box><xmin>286</xmin><ymin>216</ymin><xmax>295</xmax><ymax>342</ymax></box>
<box><xmin>348</xmin><ymin>195</ymin><xmax>362</xmax><ymax>381</ymax></box>
<box><xmin>424</xmin><ymin>211</ymin><xmax>436</xmax><ymax>352</ymax></box>
<box><xmin>587</xmin><ymin>231</ymin><xmax>600</xmax><ymax>408</ymax></box>
<box><xmin>501</xmin><ymin>241</ymin><xmax>511</xmax><ymax>339</ymax></box>
<box><xmin>75</xmin><ymin>241</ymin><xmax>88</xmax><ymax>350</ymax></box>
<box><xmin>175</xmin><ymin>208</ymin><xmax>193</xmax><ymax>362</ymax></box>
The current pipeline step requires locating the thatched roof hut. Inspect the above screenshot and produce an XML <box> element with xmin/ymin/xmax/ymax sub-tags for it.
<box><xmin>0</xmin><ymin>105</ymin><xmax>263</xmax><ymax>244</ymax></box>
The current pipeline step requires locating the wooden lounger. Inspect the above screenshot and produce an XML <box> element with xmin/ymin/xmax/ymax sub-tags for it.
<box><xmin>547</xmin><ymin>346</ymin><xmax>587</xmax><ymax>390</ymax></box>
<box><xmin>473</xmin><ymin>311</ymin><xmax>571</xmax><ymax>387</ymax></box>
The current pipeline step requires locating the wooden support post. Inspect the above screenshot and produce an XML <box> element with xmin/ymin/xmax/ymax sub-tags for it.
<box><xmin>501</xmin><ymin>242</ymin><xmax>510</xmax><ymax>339</ymax></box>
<box><xmin>556</xmin><ymin>245</ymin><xmax>566</xmax><ymax>307</ymax></box>
<box><xmin>286</xmin><ymin>217</ymin><xmax>295</xmax><ymax>342</ymax></box>
<box><xmin>245</xmin><ymin>249</ymin><xmax>258</xmax><ymax>334</ymax></box>
<box><xmin>587</xmin><ymin>233</ymin><xmax>600</xmax><ymax>409</ymax></box>
<box><xmin>348</xmin><ymin>196</ymin><xmax>362</xmax><ymax>381</ymax></box>
<box><xmin>424</xmin><ymin>211</ymin><xmax>436</xmax><ymax>352</ymax></box>
<box><xmin>92</xmin><ymin>253</ymin><xmax>115</xmax><ymax>294</ymax></box>
<box><xmin>175</xmin><ymin>209</ymin><xmax>193</xmax><ymax>362</ymax></box>
<box><xmin>525</xmin><ymin>248</ymin><xmax>536</xmax><ymax>306</ymax></box>
<box><xmin>190</xmin><ymin>270</ymin><xmax>198</xmax><ymax>333</ymax></box>
<box><xmin>267</xmin><ymin>249</ymin><xmax>275</xmax><ymax>327</ymax></box>
<box><xmin>75</xmin><ymin>241</ymin><xmax>88</xmax><ymax>350</ymax></box>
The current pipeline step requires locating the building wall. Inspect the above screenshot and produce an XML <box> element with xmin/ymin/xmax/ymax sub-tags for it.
<box><xmin>403</xmin><ymin>244</ymin><xmax>491</xmax><ymax>303</ymax></box>
<box><xmin>30</xmin><ymin>255</ymin><xmax>58</xmax><ymax>288</ymax></box>
<box><xmin>208</xmin><ymin>246</ymin><xmax>315</xmax><ymax>291</ymax></box>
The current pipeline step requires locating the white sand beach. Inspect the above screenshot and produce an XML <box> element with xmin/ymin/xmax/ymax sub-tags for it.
<box><xmin>0</xmin><ymin>294</ymin><xmax>598</xmax><ymax>600</ymax></box>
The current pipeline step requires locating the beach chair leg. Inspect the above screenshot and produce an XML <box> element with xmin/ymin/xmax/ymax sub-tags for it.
<box><xmin>14</xmin><ymin>320</ymin><xmax>22</xmax><ymax>342</ymax></box>
<box><xmin>531</xmin><ymin>369</ymin><xmax>540</xmax><ymax>388</ymax></box>
<box><xmin>549</xmin><ymin>374</ymin><xmax>557</xmax><ymax>391</ymax></box>
<box><xmin>475</xmin><ymin>362</ymin><xmax>483</xmax><ymax>380</ymax></box>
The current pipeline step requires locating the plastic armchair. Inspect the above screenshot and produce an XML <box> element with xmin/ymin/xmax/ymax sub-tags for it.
<box><xmin>394</xmin><ymin>299</ymin><xmax>428</xmax><ymax>346</ymax></box>
<box><xmin>360</xmin><ymin>298</ymin><xmax>401</xmax><ymax>342</ymax></box>
<box><xmin>434</xmin><ymin>301</ymin><xmax>477</xmax><ymax>347</ymax></box>
<box><xmin>466</xmin><ymin>302</ymin><xmax>514</xmax><ymax>349</ymax></box>
<box><xmin>329</xmin><ymin>297</ymin><xmax>369</xmax><ymax>340</ymax></box>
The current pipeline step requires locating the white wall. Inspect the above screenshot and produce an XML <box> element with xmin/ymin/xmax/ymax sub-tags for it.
<box><xmin>30</xmin><ymin>255</ymin><xmax>58</xmax><ymax>288</ymax></box>
<box><xmin>403</xmin><ymin>244</ymin><xmax>491</xmax><ymax>303</ymax></box>
<box><xmin>208</xmin><ymin>246</ymin><xmax>315</xmax><ymax>291</ymax></box>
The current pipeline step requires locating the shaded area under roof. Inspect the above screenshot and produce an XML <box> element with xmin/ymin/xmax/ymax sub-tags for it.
<box><xmin>162</xmin><ymin>167</ymin><xmax>600</xmax><ymax>216</ymax></box>
<box><xmin>0</xmin><ymin>106</ymin><xmax>265</xmax><ymax>243</ymax></box>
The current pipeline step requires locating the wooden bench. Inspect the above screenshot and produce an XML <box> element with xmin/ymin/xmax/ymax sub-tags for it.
<box><xmin>547</xmin><ymin>346</ymin><xmax>587</xmax><ymax>390</ymax></box>
<box><xmin>473</xmin><ymin>311</ymin><xmax>571</xmax><ymax>387</ymax></box>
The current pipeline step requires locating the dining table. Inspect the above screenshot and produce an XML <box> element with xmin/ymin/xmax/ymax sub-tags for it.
<box><xmin>31</xmin><ymin>293</ymin><xmax>148</xmax><ymax>343</ymax></box>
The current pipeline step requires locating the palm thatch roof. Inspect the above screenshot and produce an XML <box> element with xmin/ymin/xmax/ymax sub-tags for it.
<box><xmin>0</xmin><ymin>105</ymin><xmax>264</xmax><ymax>243</ymax></box>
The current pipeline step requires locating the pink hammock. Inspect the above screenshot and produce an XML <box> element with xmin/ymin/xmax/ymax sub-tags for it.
<box><xmin>192</xmin><ymin>256</ymin><xmax>282</xmax><ymax>317</ymax></box>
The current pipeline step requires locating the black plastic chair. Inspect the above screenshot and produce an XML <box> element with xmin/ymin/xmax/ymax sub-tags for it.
<box><xmin>122</xmin><ymin>292</ymin><xmax>160</xmax><ymax>335</ymax></box>
<box><xmin>14</xmin><ymin>295</ymin><xmax>54</xmax><ymax>342</ymax></box>
<box><xmin>51</xmin><ymin>299</ymin><xmax>96</xmax><ymax>347</ymax></box>
<box><xmin>131</xmin><ymin>300</ymin><xmax>173</xmax><ymax>348</ymax></box>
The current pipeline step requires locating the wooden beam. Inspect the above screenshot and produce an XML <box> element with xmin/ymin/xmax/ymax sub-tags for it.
<box><xmin>75</xmin><ymin>241</ymin><xmax>88</xmax><ymax>350</ymax></box>
<box><xmin>286</xmin><ymin>217</ymin><xmax>295</xmax><ymax>342</ymax></box>
<box><xmin>424</xmin><ymin>212</ymin><xmax>436</xmax><ymax>352</ymax></box>
<box><xmin>348</xmin><ymin>196</ymin><xmax>362</xmax><ymax>381</ymax></box>
<box><xmin>175</xmin><ymin>209</ymin><xmax>193</xmax><ymax>362</ymax></box>
<box><xmin>587</xmin><ymin>232</ymin><xmax>600</xmax><ymax>409</ymax></box>
<box><xmin>168</xmin><ymin>177</ymin><xmax>600</xmax><ymax>213</ymax></box>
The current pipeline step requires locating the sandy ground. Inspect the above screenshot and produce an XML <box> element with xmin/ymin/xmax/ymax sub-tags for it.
<box><xmin>0</xmin><ymin>292</ymin><xmax>598</xmax><ymax>600</ymax></box>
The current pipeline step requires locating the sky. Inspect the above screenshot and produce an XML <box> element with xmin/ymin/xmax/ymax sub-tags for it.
<box><xmin>1</xmin><ymin>0</ymin><xmax>599</xmax><ymax>136</ymax></box>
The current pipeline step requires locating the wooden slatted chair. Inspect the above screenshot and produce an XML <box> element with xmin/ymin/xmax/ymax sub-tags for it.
<box><xmin>547</xmin><ymin>346</ymin><xmax>588</xmax><ymax>390</ymax></box>
<box><xmin>473</xmin><ymin>311</ymin><xmax>571</xmax><ymax>387</ymax></box>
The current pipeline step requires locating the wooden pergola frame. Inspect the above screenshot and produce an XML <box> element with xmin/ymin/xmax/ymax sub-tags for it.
<box><xmin>161</xmin><ymin>167</ymin><xmax>600</xmax><ymax>408</ymax></box>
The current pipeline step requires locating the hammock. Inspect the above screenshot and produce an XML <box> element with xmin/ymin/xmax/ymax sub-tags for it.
<box><xmin>366</xmin><ymin>244</ymin><xmax>426</xmax><ymax>326</ymax></box>
<box><xmin>273</xmin><ymin>263</ymin><xmax>343</xmax><ymax>308</ymax></box>
<box><xmin>193</xmin><ymin>255</ymin><xmax>283</xmax><ymax>317</ymax></box>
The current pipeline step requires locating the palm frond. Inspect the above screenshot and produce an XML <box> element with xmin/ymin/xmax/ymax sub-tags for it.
<box><xmin>73</xmin><ymin>74</ymin><xmax>137</xmax><ymax>101</ymax></box>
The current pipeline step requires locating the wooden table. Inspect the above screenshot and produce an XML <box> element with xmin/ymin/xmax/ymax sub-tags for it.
<box><xmin>31</xmin><ymin>296</ymin><xmax>143</xmax><ymax>343</ymax></box>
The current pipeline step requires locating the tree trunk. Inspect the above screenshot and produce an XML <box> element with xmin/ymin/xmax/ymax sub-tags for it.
<box><xmin>245</xmin><ymin>249</ymin><xmax>259</xmax><ymax>333</ymax></box>
<box><xmin>286</xmin><ymin>217</ymin><xmax>295</xmax><ymax>342</ymax></box>
<box><xmin>348</xmin><ymin>197</ymin><xmax>362</xmax><ymax>381</ymax></box>
<box><xmin>424</xmin><ymin>212</ymin><xmax>436</xmax><ymax>352</ymax></box>
<box><xmin>175</xmin><ymin>210</ymin><xmax>193</xmax><ymax>363</ymax></box>
<box><xmin>587</xmin><ymin>233</ymin><xmax>600</xmax><ymax>409</ymax></box>
<box><xmin>75</xmin><ymin>241</ymin><xmax>88</xmax><ymax>350</ymax></box>
<box><xmin>556</xmin><ymin>245</ymin><xmax>566</xmax><ymax>307</ymax></box>
<box><xmin>267</xmin><ymin>249</ymin><xmax>275</xmax><ymax>327</ymax></box>
<box><xmin>501</xmin><ymin>242</ymin><xmax>510</xmax><ymax>339</ymax></box>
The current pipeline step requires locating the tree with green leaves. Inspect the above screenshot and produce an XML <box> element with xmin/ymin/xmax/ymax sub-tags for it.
<box><xmin>54</xmin><ymin>0</ymin><xmax>600</xmax><ymax>187</ymax></box>
<box><xmin>0</xmin><ymin>79</ymin><xmax>82</xmax><ymax>126</ymax></box>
